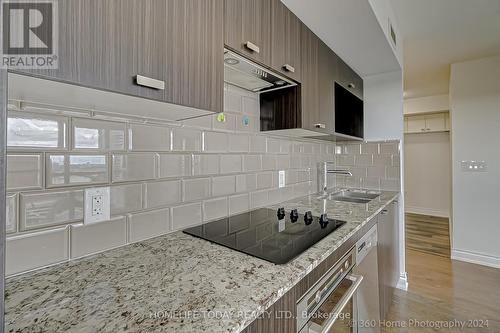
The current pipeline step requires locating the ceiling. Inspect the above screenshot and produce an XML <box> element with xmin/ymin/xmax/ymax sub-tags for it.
<box><xmin>390</xmin><ymin>0</ymin><xmax>500</xmax><ymax>98</ymax></box>
<box><xmin>283</xmin><ymin>0</ymin><xmax>401</xmax><ymax>78</ymax></box>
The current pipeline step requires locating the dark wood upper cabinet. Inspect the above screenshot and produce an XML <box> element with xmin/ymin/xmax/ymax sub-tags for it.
<box><xmin>13</xmin><ymin>0</ymin><xmax>223</xmax><ymax>113</ymax></box>
<box><xmin>317</xmin><ymin>40</ymin><xmax>338</xmax><ymax>134</ymax></box>
<box><xmin>337</xmin><ymin>57</ymin><xmax>364</xmax><ymax>100</ymax></box>
<box><xmin>270</xmin><ymin>0</ymin><xmax>302</xmax><ymax>82</ymax></box>
<box><xmin>299</xmin><ymin>25</ymin><xmax>320</xmax><ymax>132</ymax></box>
<box><xmin>224</xmin><ymin>0</ymin><xmax>272</xmax><ymax>65</ymax></box>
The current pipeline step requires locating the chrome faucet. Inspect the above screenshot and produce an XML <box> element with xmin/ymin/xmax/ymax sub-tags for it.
<box><xmin>318</xmin><ymin>161</ymin><xmax>353</xmax><ymax>194</ymax></box>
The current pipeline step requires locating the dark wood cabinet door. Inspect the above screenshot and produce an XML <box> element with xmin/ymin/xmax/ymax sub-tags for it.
<box><xmin>224</xmin><ymin>0</ymin><xmax>272</xmax><ymax>65</ymax></box>
<box><xmin>270</xmin><ymin>0</ymin><xmax>301</xmax><ymax>82</ymax></box>
<box><xmin>317</xmin><ymin>41</ymin><xmax>337</xmax><ymax>133</ymax></box>
<box><xmin>165</xmin><ymin>0</ymin><xmax>223</xmax><ymax>113</ymax></box>
<box><xmin>300</xmin><ymin>26</ymin><xmax>320</xmax><ymax>132</ymax></box>
<box><xmin>14</xmin><ymin>0</ymin><xmax>223</xmax><ymax>113</ymax></box>
<box><xmin>337</xmin><ymin>58</ymin><xmax>364</xmax><ymax>99</ymax></box>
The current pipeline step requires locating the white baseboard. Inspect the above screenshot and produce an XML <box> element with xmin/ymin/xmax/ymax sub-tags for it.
<box><xmin>396</xmin><ymin>272</ymin><xmax>408</xmax><ymax>291</ymax></box>
<box><xmin>451</xmin><ymin>249</ymin><xmax>500</xmax><ymax>269</ymax></box>
<box><xmin>405</xmin><ymin>206</ymin><xmax>449</xmax><ymax>218</ymax></box>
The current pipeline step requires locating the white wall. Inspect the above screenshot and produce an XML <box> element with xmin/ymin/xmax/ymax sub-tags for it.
<box><xmin>404</xmin><ymin>94</ymin><xmax>449</xmax><ymax>115</ymax></box>
<box><xmin>363</xmin><ymin>70</ymin><xmax>407</xmax><ymax>287</ymax></box>
<box><xmin>367</xmin><ymin>0</ymin><xmax>403</xmax><ymax>67</ymax></box>
<box><xmin>450</xmin><ymin>55</ymin><xmax>500</xmax><ymax>268</ymax></box>
<box><xmin>404</xmin><ymin>132</ymin><xmax>451</xmax><ymax>217</ymax></box>
<box><xmin>364</xmin><ymin>70</ymin><xmax>404</xmax><ymax>141</ymax></box>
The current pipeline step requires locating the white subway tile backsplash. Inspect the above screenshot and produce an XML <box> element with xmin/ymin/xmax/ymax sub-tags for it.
<box><xmin>20</xmin><ymin>190</ymin><xmax>83</xmax><ymax>230</ymax></box>
<box><xmin>228</xmin><ymin>134</ymin><xmax>249</xmax><ymax>152</ymax></box>
<box><xmin>158</xmin><ymin>154</ymin><xmax>191</xmax><ymax>178</ymax></box>
<box><xmin>183</xmin><ymin>178</ymin><xmax>210</xmax><ymax>201</ymax></box>
<box><xmin>229</xmin><ymin>194</ymin><xmax>249</xmax><ymax>215</ymax></box>
<box><xmin>144</xmin><ymin>180</ymin><xmax>181</xmax><ymax>209</ymax></box>
<box><xmin>380</xmin><ymin>142</ymin><xmax>399</xmax><ymax>155</ymax></box>
<box><xmin>212</xmin><ymin>113</ymin><xmax>236</xmax><ymax>132</ymax></box>
<box><xmin>373</xmin><ymin>154</ymin><xmax>392</xmax><ymax>166</ymax></box>
<box><xmin>361</xmin><ymin>177</ymin><xmax>380</xmax><ymax>190</ymax></box>
<box><xmin>46</xmin><ymin>154</ymin><xmax>108</xmax><ymax>187</ymax></box>
<box><xmin>128</xmin><ymin>208</ymin><xmax>170</xmax><ymax>243</ymax></box>
<box><xmin>181</xmin><ymin>115</ymin><xmax>212</xmax><ymax>129</ymax></box>
<box><xmin>250</xmin><ymin>136</ymin><xmax>267</xmax><ymax>153</ymax></box>
<box><xmin>193</xmin><ymin>154</ymin><xmax>219</xmax><ymax>176</ymax></box>
<box><xmin>267</xmin><ymin>138</ymin><xmax>281</xmax><ymax>153</ymax></box>
<box><xmin>219</xmin><ymin>155</ymin><xmax>241</xmax><ymax>174</ymax></box>
<box><xmin>236</xmin><ymin>174</ymin><xmax>257</xmax><ymax>193</ymax></box>
<box><xmin>336</xmin><ymin>154</ymin><xmax>355</xmax><ymax>167</ymax></box>
<box><xmin>6</xmin><ymin>227</ymin><xmax>69</xmax><ymax>275</ymax></box>
<box><xmin>367</xmin><ymin>166</ymin><xmax>386</xmax><ymax>178</ymax></box>
<box><xmin>203</xmin><ymin>132</ymin><xmax>228</xmax><ymax>152</ymax></box>
<box><xmin>110</xmin><ymin>184</ymin><xmax>143</xmax><ymax>215</ymax></box>
<box><xmin>203</xmin><ymin>197</ymin><xmax>228</xmax><ymax>221</ymax></box>
<box><xmin>386</xmin><ymin>166</ymin><xmax>401</xmax><ymax>180</ymax></box>
<box><xmin>70</xmin><ymin>216</ymin><xmax>127</xmax><ymax>258</ymax></box>
<box><xmin>262</xmin><ymin>155</ymin><xmax>277</xmax><ymax>171</ymax></box>
<box><xmin>242</xmin><ymin>96</ymin><xmax>259</xmax><ymax>115</ymax></box>
<box><xmin>257</xmin><ymin>172</ymin><xmax>273</xmax><ymax>189</ymax></box>
<box><xmin>276</xmin><ymin>155</ymin><xmax>290</xmax><ymax>170</ymax></box>
<box><xmin>172</xmin><ymin>202</ymin><xmax>202</xmax><ymax>230</ymax></box>
<box><xmin>72</xmin><ymin>118</ymin><xmax>126</xmax><ymax>151</ymax></box>
<box><xmin>360</xmin><ymin>143</ymin><xmax>379</xmax><ymax>154</ymax></box>
<box><xmin>128</xmin><ymin>124</ymin><xmax>170</xmax><ymax>151</ymax></box>
<box><xmin>171</xmin><ymin>128</ymin><xmax>202</xmax><ymax>152</ymax></box>
<box><xmin>224</xmin><ymin>88</ymin><xmax>242</xmax><ymax>113</ymax></box>
<box><xmin>212</xmin><ymin>176</ymin><xmax>236</xmax><ymax>197</ymax></box>
<box><xmin>112</xmin><ymin>153</ymin><xmax>156</xmax><ymax>182</ymax></box>
<box><xmin>243</xmin><ymin>155</ymin><xmax>262</xmax><ymax>172</ymax></box>
<box><xmin>7</xmin><ymin>111</ymin><xmax>68</xmax><ymax>150</ymax></box>
<box><xmin>380</xmin><ymin>179</ymin><xmax>400</xmax><ymax>191</ymax></box>
<box><xmin>235</xmin><ymin>114</ymin><xmax>258</xmax><ymax>132</ymax></box>
<box><xmin>6</xmin><ymin>193</ymin><xmax>17</xmax><ymax>234</ymax></box>
<box><xmin>6</xmin><ymin>154</ymin><xmax>43</xmax><ymax>190</ymax></box>
<box><xmin>355</xmin><ymin>154</ymin><xmax>373</xmax><ymax>166</ymax></box>
<box><xmin>6</xmin><ymin>84</ymin><xmax>403</xmax><ymax>276</ymax></box>
<box><xmin>250</xmin><ymin>190</ymin><xmax>269</xmax><ymax>209</ymax></box>
<box><xmin>392</xmin><ymin>155</ymin><xmax>401</xmax><ymax>167</ymax></box>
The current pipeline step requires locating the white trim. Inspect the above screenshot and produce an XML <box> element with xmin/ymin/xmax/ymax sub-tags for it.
<box><xmin>451</xmin><ymin>249</ymin><xmax>500</xmax><ymax>269</ymax></box>
<box><xmin>405</xmin><ymin>206</ymin><xmax>449</xmax><ymax>218</ymax></box>
<box><xmin>396</xmin><ymin>272</ymin><xmax>408</xmax><ymax>291</ymax></box>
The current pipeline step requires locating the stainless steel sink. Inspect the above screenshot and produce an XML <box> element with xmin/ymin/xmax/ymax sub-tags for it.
<box><xmin>327</xmin><ymin>190</ymin><xmax>381</xmax><ymax>204</ymax></box>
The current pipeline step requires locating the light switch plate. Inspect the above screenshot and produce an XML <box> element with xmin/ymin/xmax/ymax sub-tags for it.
<box><xmin>85</xmin><ymin>187</ymin><xmax>110</xmax><ymax>224</ymax></box>
<box><xmin>461</xmin><ymin>160</ymin><xmax>487</xmax><ymax>172</ymax></box>
<box><xmin>278</xmin><ymin>170</ymin><xmax>286</xmax><ymax>188</ymax></box>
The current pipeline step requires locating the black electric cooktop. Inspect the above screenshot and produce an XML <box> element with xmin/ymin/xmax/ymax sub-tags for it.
<box><xmin>183</xmin><ymin>208</ymin><xmax>346</xmax><ymax>264</ymax></box>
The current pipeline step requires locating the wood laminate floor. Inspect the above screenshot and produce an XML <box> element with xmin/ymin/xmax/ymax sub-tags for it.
<box><xmin>405</xmin><ymin>213</ymin><xmax>451</xmax><ymax>257</ymax></box>
<box><xmin>382</xmin><ymin>250</ymin><xmax>500</xmax><ymax>332</ymax></box>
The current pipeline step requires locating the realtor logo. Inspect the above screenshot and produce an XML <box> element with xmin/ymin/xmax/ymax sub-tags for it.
<box><xmin>1</xmin><ymin>0</ymin><xmax>58</xmax><ymax>68</ymax></box>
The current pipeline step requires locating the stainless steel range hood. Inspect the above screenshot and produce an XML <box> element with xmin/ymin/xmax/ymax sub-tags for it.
<box><xmin>224</xmin><ymin>49</ymin><xmax>296</xmax><ymax>93</ymax></box>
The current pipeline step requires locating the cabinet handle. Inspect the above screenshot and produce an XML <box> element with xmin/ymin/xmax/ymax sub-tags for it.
<box><xmin>283</xmin><ymin>64</ymin><xmax>295</xmax><ymax>73</ymax></box>
<box><xmin>314</xmin><ymin>123</ymin><xmax>326</xmax><ymax>129</ymax></box>
<box><xmin>421</xmin><ymin>128</ymin><xmax>425</xmax><ymax>132</ymax></box>
<box><xmin>134</xmin><ymin>75</ymin><xmax>165</xmax><ymax>90</ymax></box>
<box><xmin>244</xmin><ymin>41</ymin><xmax>260</xmax><ymax>53</ymax></box>
<box><xmin>380</xmin><ymin>209</ymin><xmax>388</xmax><ymax>215</ymax></box>
<box><xmin>347</xmin><ymin>83</ymin><xmax>356</xmax><ymax>89</ymax></box>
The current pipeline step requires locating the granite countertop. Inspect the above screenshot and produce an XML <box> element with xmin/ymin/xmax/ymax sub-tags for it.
<box><xmin>5</xmin><ymin>189</ymin><xmax>399</xmax><ymax>333</ymax></box>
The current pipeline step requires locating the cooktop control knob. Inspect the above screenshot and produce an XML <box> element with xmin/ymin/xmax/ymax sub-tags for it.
<box><xmin>277</xmin><ymin>207</ymin><xmax>286</xmax><ymax>220</ymax></box>
<box><xmin>319</xmin><ymin>213</ymin><xmax>329</xmax><ymax>229</ymax></box>
<box><xmin>304</xmin><ymin>211</ymin><xmax>313</xmax><ymax>225</ymax></box>
<box><xmin>290</xmin><ymin>209</ymin><xmax>299</xmax><ymax>223</ymax></box>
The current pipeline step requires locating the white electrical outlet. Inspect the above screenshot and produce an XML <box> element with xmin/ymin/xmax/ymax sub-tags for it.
<box><xmin>85</xmin><ymin>187</ymin><xmax>110</xmax><ymax>224</ymax></box>
<box><xmin>461</xmin><ymin>160</ymin><xmax>487</xmax><ymax>172</ymax></box>
<box><xmin>278</xmin><ymin>170</ymin><xmax>286</xmax><ymax>188</ymax></box>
